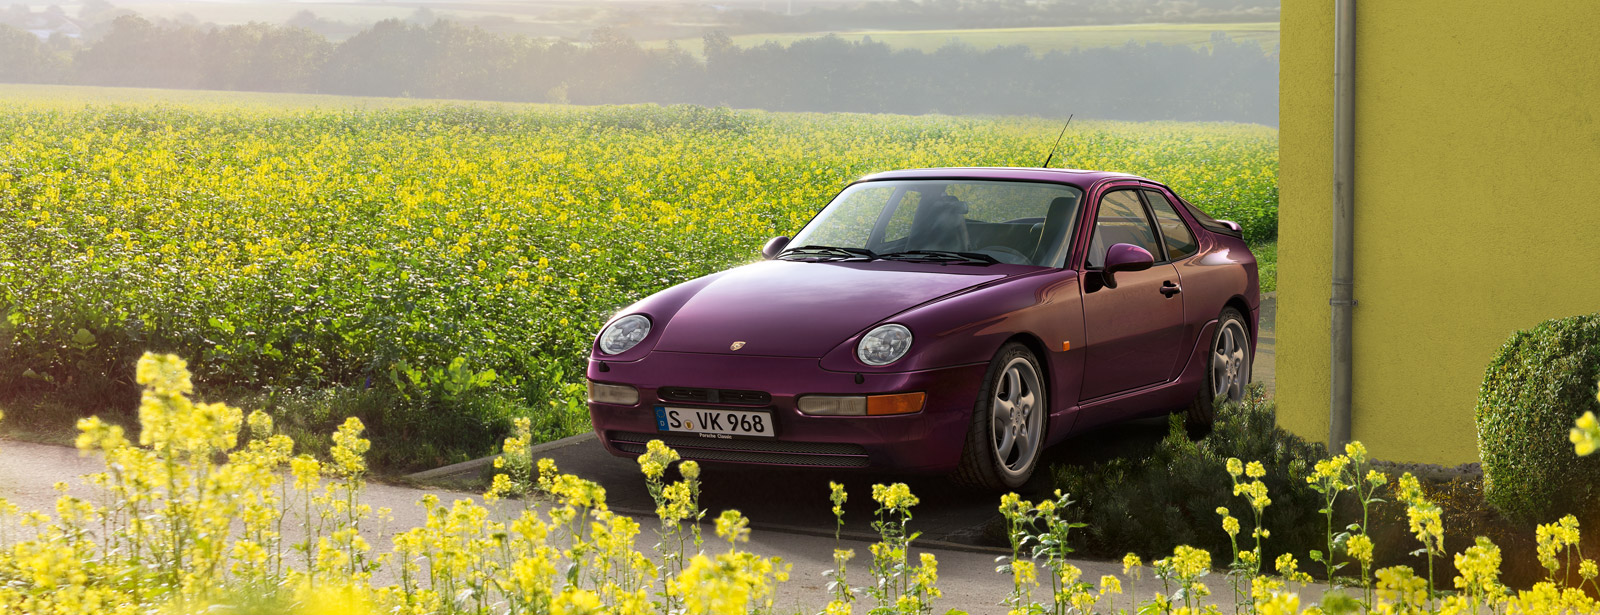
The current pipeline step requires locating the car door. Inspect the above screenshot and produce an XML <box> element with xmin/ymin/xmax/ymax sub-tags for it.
<box><xmin>1077</xmin><ymin>187</ymin><xmax>1187</xmax><ymax>401</ymax></box>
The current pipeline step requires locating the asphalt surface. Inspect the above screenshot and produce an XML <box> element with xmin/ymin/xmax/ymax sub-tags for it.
<box><xmin>0</xmin><ymin>438</ymin><xmax>1332</xmax><ymax>614</ymax></box>
<box><xmin>0</xmin><ymin>297</ymin><xmax>1286</xmax><ymax>613</ymax></box>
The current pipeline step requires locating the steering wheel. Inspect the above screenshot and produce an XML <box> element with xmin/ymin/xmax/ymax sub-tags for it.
<box><xmin>975</xmin><ymin>245</ymin><xmax>1031</xmax><ymax>265</ymax></box>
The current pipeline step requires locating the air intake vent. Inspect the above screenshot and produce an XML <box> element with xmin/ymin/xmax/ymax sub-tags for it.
<box><xmin>658</xmin><ymin>387</ymin><xmax>771</xmax><ymax>407</ymax></box>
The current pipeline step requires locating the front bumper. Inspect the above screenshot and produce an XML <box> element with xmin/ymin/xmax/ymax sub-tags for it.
<box><xmin>587</xmin><ymin>351</ymin><xmax>988</xmax><ymax>473</ymax></box>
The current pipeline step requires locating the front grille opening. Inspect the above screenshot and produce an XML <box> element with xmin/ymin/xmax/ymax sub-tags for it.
<box><xmin>657</xmin><ymin>387</ymin><xmax>772</xmax><ymax>407</ymax></box>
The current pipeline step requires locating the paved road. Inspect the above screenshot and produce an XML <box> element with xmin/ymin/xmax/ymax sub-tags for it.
<box><xmin>1</xmin><ymin>432</ymin><xmax>1320</xmax><ymax>613</ymax></box>
<box><xmin>0</xmin><ymin>296</ymin><xmax>1286</xmax><ymax>613</ymax></box>
<box><xmin>1254</xmin><ymin>293</ymin><xmax>1277</xmax><ymax>397</ymax></box>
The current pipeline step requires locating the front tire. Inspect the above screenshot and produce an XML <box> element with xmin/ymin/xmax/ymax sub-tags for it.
<box><xmin>954</xmin><ymin>342</ymin><xmax>1047</xmax><ymax>490</ymax></box>
<box><xmin>1185</xmin><ymin>307</ymin><xmax>1251</xmax><ymax>431</ymax></box>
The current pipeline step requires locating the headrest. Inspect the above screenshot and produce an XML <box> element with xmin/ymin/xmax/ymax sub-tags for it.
<box><xmin>923</xmin><ymin>195</ymin><xmax>968</xmax><ymax>214</ymax></box>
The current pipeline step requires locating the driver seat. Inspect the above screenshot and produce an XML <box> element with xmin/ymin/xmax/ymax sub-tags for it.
<box><xmin>907</xmin><ymin>195</ymin><xmax>969</xmax><ymax>252</ymax></box>
<box><xmin>1031</xmin><ymin>196</ymin><xmax>1078</xmax><ymax>266</ymax></box>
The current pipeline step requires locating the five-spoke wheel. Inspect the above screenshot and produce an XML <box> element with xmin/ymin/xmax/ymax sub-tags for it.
<box><xmin>1185</xmin><ymin>307</ymin><xmax>1252</xmax><ymax>430</ymax></box>
<box><xmin>955</xmin><ymin>342</ymin><xmax>1046</xmax><ymax>490</ymax></box>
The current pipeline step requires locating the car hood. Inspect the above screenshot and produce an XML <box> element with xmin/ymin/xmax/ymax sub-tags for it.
<box><xmin>653</xmin><ymin>260</ymin><xmax>1012</xmax><ymax>358</ymax></box>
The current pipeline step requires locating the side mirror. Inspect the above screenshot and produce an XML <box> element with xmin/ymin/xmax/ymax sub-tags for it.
<box><xmin>1101</xmin><ymin>243</ymin><xmax>1153</xmax><ymax>289</ymax></box>
<box><xmin>1218</xmin><ymin>220</ymin><xmax>1243</xmax><ymax>233</ymax></box>
<box><xmin>761</xmin><ymin>236</ymin><xmax>790</xmax><ymax>260</ymax></box>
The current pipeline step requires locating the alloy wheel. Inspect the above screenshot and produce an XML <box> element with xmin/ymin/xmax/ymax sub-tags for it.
<box><xmin>990</xmin><ymin>357</ymin><xmax>1044</xmax><ymax>478</ymax></box>
<box><xmin>1212</xmin><ymin>319</ymin><xmax>1250</xmax><ymax>402</ymax></box>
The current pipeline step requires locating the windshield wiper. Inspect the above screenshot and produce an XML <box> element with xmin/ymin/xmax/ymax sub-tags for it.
<box><xmin>778</xmin><ymin>245</ymin><xmax>878</xmax><ymax>261</ymax></box>
<box><xmin>879</xmin><ymin>250</ymin><xmax>1000</xmax><ymax>265</ymax></box>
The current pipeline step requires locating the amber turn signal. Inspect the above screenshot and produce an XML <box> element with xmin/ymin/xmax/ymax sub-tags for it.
<box><xmin>867</xmin><ymin>392</ymin><xmax>926</xmax><ymax>416</ymax></box>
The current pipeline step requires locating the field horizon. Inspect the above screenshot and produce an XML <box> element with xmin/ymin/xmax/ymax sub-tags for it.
<box><xmin>644</xmin><ymin>21</ymin><xmax>1280</xmax><ymax>57</ymax></box>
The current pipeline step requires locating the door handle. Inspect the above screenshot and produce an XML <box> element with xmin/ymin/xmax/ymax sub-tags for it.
<box><xmin>1160</xmin><ymin>281</ymin><xmax>1182</xmax><ymax>297</ymax></box>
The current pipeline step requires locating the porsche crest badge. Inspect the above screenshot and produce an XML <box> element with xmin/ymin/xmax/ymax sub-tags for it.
<box><xmin>730</xmin><ymin>341</ymin><xmax>746</xmax><ymax>351</ymax></box>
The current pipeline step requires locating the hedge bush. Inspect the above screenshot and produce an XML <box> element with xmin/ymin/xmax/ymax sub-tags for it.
<box><xmin>1476</xmin><ymin>313</ymin><xmax>1600</xmax><ymax>523</ymax></box>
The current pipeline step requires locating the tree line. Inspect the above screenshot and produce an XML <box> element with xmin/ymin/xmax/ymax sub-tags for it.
<box><xmin>723</xmin><ymin>0</ymin><xmax>1280</xmax><ymax>34</ymax></box>
<box><xmin>0</xmin><ymin>16</ymin><xmax>1277</xmax><ymax>124</ymax></box>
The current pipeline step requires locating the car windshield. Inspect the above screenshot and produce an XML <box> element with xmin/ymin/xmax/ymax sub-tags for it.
<box><xmin>787</xmin><ymin>179</ymin><xmax>1083</xmax><ymax>266</ymax></box>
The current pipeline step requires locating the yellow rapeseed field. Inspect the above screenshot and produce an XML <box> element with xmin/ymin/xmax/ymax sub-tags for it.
<box><xmin>0</xmin><ymin>87</ymin><xmax>1278</xmax><ymax>460</ymax></box>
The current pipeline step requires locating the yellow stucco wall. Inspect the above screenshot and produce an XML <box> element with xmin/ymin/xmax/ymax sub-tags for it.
<box><xmin>1279</xmin><ymin>2</ymin><xmax>1600</xmax><ymax>464</ymax></box>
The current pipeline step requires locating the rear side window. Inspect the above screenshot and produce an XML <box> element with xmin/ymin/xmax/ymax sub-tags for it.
<box><xmin>1086</xmin><ymin>189</ymin><xmax>1162</xmax><ymax>267</ymax></box>
<box><xmin>1178</xmin><ymin>196</ymin><xmax>1242</xmax><ymax>238</ymax></box>
<box><xmin>1143</xmin><ymin>190</ymin><xmax>1198</xmax><ymax>261</ymax></box>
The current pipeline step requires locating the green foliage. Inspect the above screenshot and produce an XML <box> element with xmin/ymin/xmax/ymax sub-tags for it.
<box><xmin>1475</xmin><ymin>313</ymin><xmax>1600</xmax><ymax>523</ymax></box>
<box><xmin>1052</xmin><ymin>390</ymin><xmax>1327</xmax><ymax>566</ymax></box>
<box><xmin>0</xmin><ymin>99</ymin><xmax>1277</xmax><ymax>466</ymax></box>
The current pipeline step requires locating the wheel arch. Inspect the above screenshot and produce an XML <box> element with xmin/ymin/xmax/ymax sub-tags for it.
<box><xmin>1222</xmin><ymin>294</ymin><xmax>1255</xmax><ymax>353</ymax></box>
<box><xmin>1001</xmin><ymin>332</ymin><xmax>1055</xmax><ymax>418</ymax></box>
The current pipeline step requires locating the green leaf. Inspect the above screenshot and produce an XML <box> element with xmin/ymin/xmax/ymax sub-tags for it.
<box><xmin>70</xmin><ymin>327</ymin><xmax>96</xmax><ymax>349</ymax></box>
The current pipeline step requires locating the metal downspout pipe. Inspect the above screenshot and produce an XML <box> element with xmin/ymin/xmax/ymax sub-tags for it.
<box><xmin>1330</xmin><ymin>0</ymin><xmax>1357</xmax><ymax>450</ymax></box>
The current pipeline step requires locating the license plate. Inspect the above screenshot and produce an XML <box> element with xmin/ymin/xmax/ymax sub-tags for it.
<box><xmin>654</xmin><ymin>406</ymin><xmax>774</xmax><ymax>439</ymax></box>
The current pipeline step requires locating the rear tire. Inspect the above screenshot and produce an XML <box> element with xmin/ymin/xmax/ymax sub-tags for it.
<box><xmin>1184</xmin><ymin>307</ymin><xmax>1251</xmax><ymax>432</ymax></box>
<box><xmin>954</xmin><ymin>342</ymin><xmax>1047</xmax><ymax>490</ymax></box>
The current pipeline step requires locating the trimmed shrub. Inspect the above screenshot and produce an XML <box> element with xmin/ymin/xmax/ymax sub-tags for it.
<box><xmin>1476</xmin><ymin>313</ymin><xmax>1600</xmax><ymax>523</ymax></box>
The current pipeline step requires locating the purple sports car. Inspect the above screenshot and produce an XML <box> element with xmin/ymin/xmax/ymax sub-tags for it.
<box><xmin>586</xmin><ymin>167</ymin><xmax>1258</xmax><ymax>489</ymax></box>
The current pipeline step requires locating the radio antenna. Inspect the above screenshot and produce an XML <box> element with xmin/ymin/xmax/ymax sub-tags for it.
<box><xmin>1040</xmin><ymin>114</ymin><xmax>1074</xmax><ymax>169</ymax></box>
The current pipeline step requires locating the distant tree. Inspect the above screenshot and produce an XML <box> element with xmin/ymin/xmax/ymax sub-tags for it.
<box><xmin>408</xmin><ymin>8</ymin><xmax>437</xmax><ymax>26</ymax></box>
<box><xmin>319</xmin><ymin>19</ymin><xmax>431</xmax><ymax>97</ymax></box>
<box><xmin>254</xmin><ymin>26</ymin><xmax>332</xmax><ymax>93</ymax></box>
<box><xmin>77</xmin><ymin>0</ymin><xmax>113</xmax><ymax>21</ymax></box>
<box><xmin>74</xmin><ymin>15</ymin><xmax>202</xmax><ymax>88</ymax></box>
<box><xmin>200</xmin><ymin>23</ymin><xmax>331</xmax><ymax>93</ymax></box>
<box><xmin>1</xmin><ymin>5</ymin><xmax>30</xmax><ymax>29</ymax></box>
<box><xmin>42</xmin><ymin>15</ymin><xmax>1279</xmax><ymax>125</ymax></box>
<box><xmin>0</xmin><ymin>24</ymin><xmax>67</xmax><ymax>83</ymax></box>
<box><xmin>416</xmin><ymin>21</ymin><xmax>519</xmax><ymax>100</ymax></box>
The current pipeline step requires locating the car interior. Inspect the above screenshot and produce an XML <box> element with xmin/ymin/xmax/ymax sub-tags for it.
<box><xmin>899</xmin><ymin>192</ymin><xmax>1080</xmax><ymax>266</ymax></box>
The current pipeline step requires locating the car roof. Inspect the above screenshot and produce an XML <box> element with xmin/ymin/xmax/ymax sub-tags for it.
<box><xmin>855</xmin><ymin>167</ymin><xmax>1150</xmax><ymax>187</ymax></box>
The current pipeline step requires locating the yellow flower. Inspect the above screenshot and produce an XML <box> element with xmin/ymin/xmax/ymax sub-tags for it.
<box><xmin>872</xmin><ymin>483</ymin><xmax>919</xmax><ymax>510</ymax></box>
<box><xmin>1123</xmin><ymin>553</ymin><xmax>1142</xmax><ymax>575</ymax></box>
<box><xmin>1011</xmin><ymin>559</ymin><xmax>1038</xmax><ymax>586</ymax></box>
<box><xmin>1169</xmin><ymin>545</ymin><xmax>1212</xmax><ymax>579</ymax></box>
<box><xmin>715</xmin><ymin>509</ymin><xmax>750</xmax><ymax>545</ymax></box>
<box><xmin>637</xmin><ymin>439</ymin><xmax>680</xmax><ymax>479</ymax></box>
<box><xmin>1572</xmin><ymin>411</ymin><xmax>1600</xmax><ymax>456</ymax></box>
<box><xmin>552</xmin><ymin>588</ymin><xmax>603</xmax><ymax>615</ymax></box>
<box><xmin>1453</xmin><ymin>536</ymin><xmax>1504</xmax><ymax>598</ymax></box>
<box><xmin>1347</xmin><ymin>534</ymin><xmax>1374</xmax><ymax>564</ymax></box>
<box><xmin>1276</xmin><ymin>553</ymin><xmax>1312</xmax><ymax>583</ymax></box>
<box><xmin>1256</xmin><ymin>591</ymin><xmax>1300</xmax><ymax>615</ymax></box>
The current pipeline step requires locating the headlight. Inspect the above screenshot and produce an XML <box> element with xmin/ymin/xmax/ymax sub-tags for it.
<box><xmin>598</xmin><ymin>314</ymin><xmax>651</xmax><ymax>355</ymax></box>
<box><xmin>856</xmin><ymin>324</ymin><xmax>913</xmax><ymax>366</ymax></box>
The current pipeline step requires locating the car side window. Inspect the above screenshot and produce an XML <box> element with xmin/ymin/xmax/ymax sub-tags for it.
<box><xmin>1086</xmin><ymin>189</ymin><xmax>1162</xmax><ymax>268</ymax></box>
<box><xmin>1143</xmin><ymin>190</ymin><xmax>1198</xmax><ymax>261</ymax></box>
